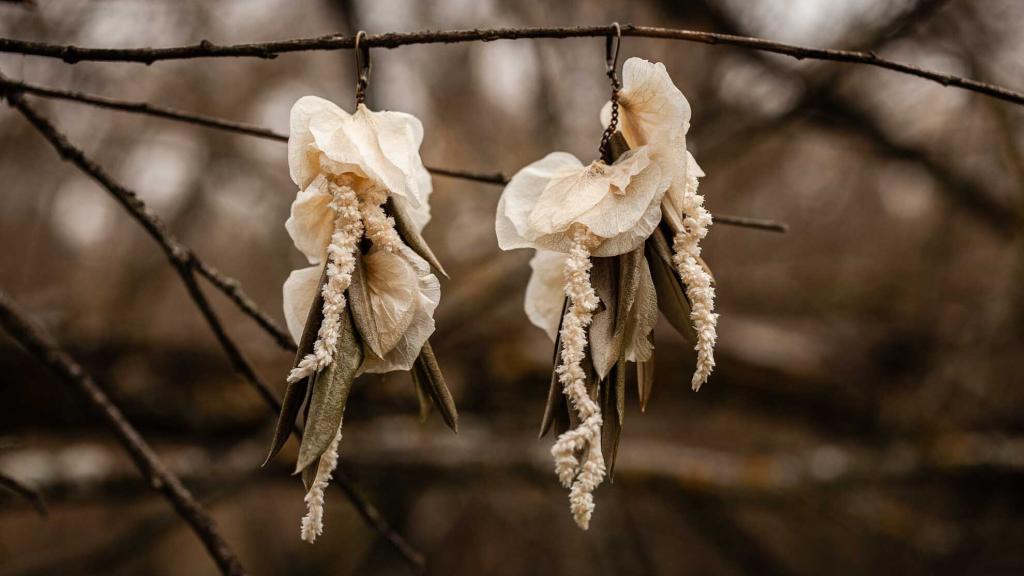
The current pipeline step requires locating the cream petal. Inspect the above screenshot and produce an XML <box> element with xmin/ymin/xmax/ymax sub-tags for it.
<box><xmin>533</xmin><ymin>151</ymin><xmax>650</xmax><ymax>235</ymax></box>
<box><xmin>496</xmin><ymin>152</ymin><xmax>582</xmax><ymax>251</ymax></box>
<box><xmin>288</xmin><ymin>96</ymin><xmax>348</xmax><ymax>189</ymax></box>
<box><xmin>616</xmin><ymin>58</ymin><xmax>691</xmax><ymax>150</ymax></box>
<box><xmin>524</xmin><ymin>250</ymin><xmax>569</xmax><ymax>342</ymax></box>
<box><xmin>371</xmin><ymin>108</ymin><xmax>430</xmax><ymax>207</ymax></box>
<box><xmin>309</xmin><ymin>115</ymin><xmax>368</xmax><ymax>180</ymax></box>
<box><xmin>574</xmin><ymin>149</ymin><xmax>664</xmax><ymax>239</ymax></box>
<box><xmin>591</xmin><ymin>199</ymin><xmax>664</xmax><ymax>257</ymax></box>
<box><xmin>663</xmin><ymin>151</ymin><xmax>704</xmax><ymax>231</ymax></box>
<box><xmin>359</xmin><ymin>248</ymin><xmax>419</xmax><ymax>355</ymax></box>
<box><xmin>285</xmin><ymin>175</ymin><xmax>335</xmax><ymax>264</ymax></box>
<box><xmin>361</xmin><ymin>246</ymin><xmax>440</xmax><ymax>373</ymax></box>
<box><xmin>282</xmin><ymin>264</ymin><xmax>323</xmax><ymax>345</ymax></box>
<box><xmin>342</xmin><ymin>106</ymin><xmax>428</xmax><ymax>208</ymax></box>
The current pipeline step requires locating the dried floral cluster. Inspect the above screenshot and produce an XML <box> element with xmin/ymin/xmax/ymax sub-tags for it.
<box><xmin>267</xmin><ymin>97</ymin><xmax>457</xmax><ymax>543</ymax></box>
<box><xmin>496</xmin><ymin>57</ymin><xmax>717</xmax><ymax>528</ymax></box>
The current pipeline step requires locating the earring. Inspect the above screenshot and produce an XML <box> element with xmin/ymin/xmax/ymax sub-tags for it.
<box><xmin>266</xmin><ymin>31</ymin><xmax>457</xmax><ymax>543</ymax></box>
<box><xmin>495</xmin><ymin>23</ymin><xmax>717</xmax><ymax>529</ymax></box>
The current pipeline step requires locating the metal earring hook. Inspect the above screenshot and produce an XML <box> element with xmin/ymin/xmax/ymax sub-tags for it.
<box><xmin>599</xmin><ymin>22</ymin><xmax>623</xmax><ymax>163</ymax></box>
<box><xmin>605</xmin><ymin>22</ymin><xmax>622</xmax><ymax>78</ymax></box>
<box><xmin>354</xmin><ymin>31</ymin><xmax>371</xmax><ymax>106</ymax></box>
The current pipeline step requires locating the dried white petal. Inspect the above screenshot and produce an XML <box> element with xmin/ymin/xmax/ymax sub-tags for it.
<box><xmin>282</xmin><ymin>264</ymin><xmax>323</xmax><ymax>345</ymax></box>
<box><xmin>360</xmin><ymin>246</ymin><xmax>440</xmax><ymax>373</ymax></box>
<box><xmin>496</xmin><ymin>152</ymin><xmax>581</xmax><ymax>251</ymax></box>
<box><xmin>601</xmin><ymin>58</ymin><xmax>691</xmax><ymax>152</ymax></box>
<box><xmin>289</xmin><ymin>97</ymin><xmax>431</xmax><ymax>210</ymax></box>
<box><xmin>286</xmin><ymin>175</ymin><xmax>336</xmax><ymax>265</ymax></box>
<box><xmin>524</xmin><ymin>250</ymin><xmax>569</xmax><ymax>341</ymax></box>
<box><xmin>496</xmin><ymin>149</ymin><xmax>669</xmax><ymax>258</ymax></box>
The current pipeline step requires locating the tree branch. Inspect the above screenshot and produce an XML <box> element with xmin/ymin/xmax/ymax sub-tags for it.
<box><xmin>0</xmin><ymin>87</ymin><xmax>425</xmax><ymax>572</ymax></box>
<box><xmin>0</xmin><ymin>24</ymin><xmax>1021</xmax><ymax>106</ymax></box>
<box><xmin>0</xmin><ymin>290</ymin><xmax>247</xmax><ymax>576</ymax></box>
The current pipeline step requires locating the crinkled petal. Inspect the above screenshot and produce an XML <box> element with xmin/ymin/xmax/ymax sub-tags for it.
<box><xmin>282</xmin><ymin>264</ymin><xmax>322</xmax><ymax>345</ymax></box>
<box><xmin>527</xmin><ymin>150</ymin><xmax>651</xmax><ymax>237</ymax></box>
<box><xmin>361</xmin><ymin>246</ymin><xmax>440</xmax><ymax>373</ymax></box>
<box><xmin>524</xmin><ymin>250</ymin><xmax>569</xmax><ymax>341</ymax></box>
<box><xmin>289</xmin><ymin>96</ymin><xmax>349</xmax><ymax>190</ymax></box>
<box><xmin>285</xmin><ymin>175</ymin><xmax>335</xmax><ymax>264</ymax></box>
<box><xmin>606</xmin><ymin>58</ymin><xmax>691</xmax><ymax>150</ymax></box>
<box><xmin>342</xmin><ymin>106</ymin><xmax>429</xmax><ymax>208</ymax></box>
<box><xmin>574</xmin><ymin>149</ymin><xmax>665</xmax><ymax>239</ymax></box>
<box><xmin>496</xmin><ymin>152</ymin><xmax>582</xmax><ymax>251</ymax></box>
<box><xmin>591</xmin><ymin>200</ymin><xmax>664</xmax><ymax>257</ymax></box>
<box><xmin>659</xmin><ymin>152</ymin><xmax>700</xmax><ymax>235</ymax></box>
<box><xmin>360</xmin><ymin>248</ymin><xmax>419</xmax><ymax>355</ymax></box>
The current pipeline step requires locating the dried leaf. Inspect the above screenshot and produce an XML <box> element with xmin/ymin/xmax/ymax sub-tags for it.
<box><xmin>623</xmin><ymin>255</ymin><xmax>657</xmax><ymax>362</ymax></box>
<box><xmin>588</xmin><ymin>257</ymin><xmax>619</xmax><ymax>380</ymax></box>
<box><xmin>301</xmin><ymin>458</ymin><xmax>319</xmax><ymax>492</ymax></box>
<box><xmin>646</xmin><ymin>230</ymin><xmax>696</xmax><ymax>343</ymax></box>
<box><xmin>601</xmin><ymin>358</ymin><xmax>627</xmax><ymax>479</ymax></box>
<box><xmin>637</xmin><ymin>353</ymin><xmax>655</xmax><ymax>412</ymax></box>
<box><xmin>348</xmin><ymin>250</ymin><xmax>386</xmax><ymax>359</ymax></box>
<box><xmin>264</xmin><ymin>263</ymin><xmax>327</xmax><ymax>466</ymax></box>
<box><xmin>294</xmin><ymin>307</ymin><xmax>362</xmax><ymax>474</ymax></box>
<box><xmin>540</xmin><ymin>298</ymin><xmax>570</xmax><ymax>438</ymax></box>
<box><xmin>413</xmin><ymin>341</ymin><xmax>458</xmax><ymax>433</ymax></box>
<box><xmin>386</xmin><ymin>196</ymin><xmax>448</xmax><ymax>279</ymax></box>
<box><xmin>410</xmin><ymin>367</ymin><xmax>433</xmax><ymax>423</ymax></box>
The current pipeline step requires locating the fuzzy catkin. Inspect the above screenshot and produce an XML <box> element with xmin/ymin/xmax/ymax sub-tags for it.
<box><xmin>300</xmin><ymin>421</ymin><xmax>343</xmax><ymax>543</ymax></box>
<box><xmin>288</xmin><ymin>183</ymin><xmax>363</xmax><ymax>384</ymax></box>
<box><xmin>358</xmin><ymin>187</ymin><xmax>403</xmax><ymax>253</ymax></box>
<box><xmin>550</xmin><ymin>226</ymin><xmax>606</xmax><ymax>530</ymax></box>
<box><xmin>672</xmin><ymin>191</ymin><xmax>717</xmax><ymax>391</ymax></box>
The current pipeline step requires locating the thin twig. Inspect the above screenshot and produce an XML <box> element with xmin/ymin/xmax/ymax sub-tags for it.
<box><xmin>712</xmin><ymin>214</ymin><xmax>788</xmax><ymax>233</ymax></box>
<box><xmin>0</xmin><ymin>75</ymin><xmax>787</xmax><ymax>233</ymax></box>
<box><xmin>0</xmin><ymin>75</ymin><xmax>508</xmax><ymax>188</ymax></box>
<box><xmin>0</xmin><ymin>472</ymin><xmax>47</xmax><ymax>516</ymax></box>
<box><xmin>0</xmin><ymin>290</ymin><xmax>247</xmax><ymax>576</ymax></box>
<box><xmin>0</xmin><ymin>88</ymin><xmax>425</xmax><ymax>572</ymax></box>
<box><xmin>0</xmin><ymin>24</ymin><xmax>1021</xmax><ymax>106</ymax></box>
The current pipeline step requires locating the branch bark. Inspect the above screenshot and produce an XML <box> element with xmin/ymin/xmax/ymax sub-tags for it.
<box><xmin>0</xmin><ymin>290</ymin><xmax>247</xmax><ymax>576</ymax></box>
<box><xmin>1</xmin><ymin>24</ymin><xmax>1021</xmax><ymax>106</ymax></box>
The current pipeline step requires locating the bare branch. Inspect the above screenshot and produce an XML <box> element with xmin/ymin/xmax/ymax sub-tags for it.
<box><xmin>0</xmin><ymin>87</ymin><xmax>425</xmax><ymax>572</ymax></box>
<box><xmin>712</xmin><ymin>214</ymin><xmax>788</xmax><ymax>233</ymax></box>
<box><xmin>0</xmin><ymin>25</ymin><xmax>1021</xmax><ymax>106</ymax></box>
<box><xmin>0</xmin><ymin>290</ymin><xmax>247</xmax><ymax>576</ymax></box>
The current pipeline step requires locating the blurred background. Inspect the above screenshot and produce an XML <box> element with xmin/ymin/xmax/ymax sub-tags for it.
<box><xmin>2</xmin><ymin>0</ymin><xmax>1024</xmax><ymax>574</ymax></box>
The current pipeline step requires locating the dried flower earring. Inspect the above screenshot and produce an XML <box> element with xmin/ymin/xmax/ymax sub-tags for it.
<box><xmin>495</xmin><ymin>24</ymin><xmax>717</xmax><ymax>529</ymax></box>
<box><xmin>265</xmin><ymin>32</ymin><xmax>457</xmax><ymax>544</ymax></box>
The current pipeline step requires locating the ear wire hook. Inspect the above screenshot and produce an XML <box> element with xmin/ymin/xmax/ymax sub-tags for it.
<box><xmin>599</xmin><ymin>22</ymin><xmax>623</xmax><ymax>163</ymax></box>
<box><xmin>354</xmin><ymin>31</ymin><xmax>371</xmax><ymax>106</ymax></box>
<box><xmin>605</xmin><ymin>22</ymin><xmax>622</xmax><ymax>79</ymax></box>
